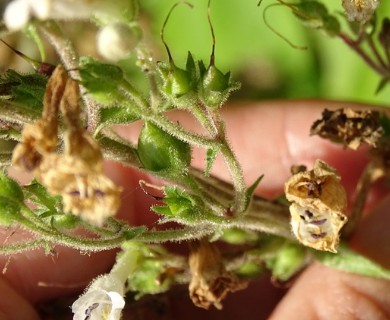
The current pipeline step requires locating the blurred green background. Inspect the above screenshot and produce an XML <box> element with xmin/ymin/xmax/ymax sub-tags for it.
<box><xmin>141</xmin><ymin>0</ymin><xmax>390</xmax><ymax>105</ymax></box>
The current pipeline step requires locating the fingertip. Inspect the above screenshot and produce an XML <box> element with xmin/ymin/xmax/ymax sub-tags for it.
<box><xmin>0</xmin><ymin>277</ymin><xmax>40</xmax><ymax>320</ymax></box>
<box><xmin>270</xmin><ymin>263</ymin><xmax>390</xmax><ymax>320</ymax></box>
<box><xmin>351</xmin><ymin>195</ymin><xmax>390</xmax><ymax>269</ymax></box>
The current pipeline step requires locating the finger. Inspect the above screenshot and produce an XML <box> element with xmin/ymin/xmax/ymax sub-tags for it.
<box><xmin>269</xmin><ymin>262</ymin><xmax>390</xmax><ymax>319</ymax></box>
<box><xmin>270</xmin><ymin>185</ymin><xmax>390</xmax><ymax>319</ymax></box>
<box><xmin>0</xmin><ymin>276</ymin><xmax>39</xmax><ymax>320</ymax></box>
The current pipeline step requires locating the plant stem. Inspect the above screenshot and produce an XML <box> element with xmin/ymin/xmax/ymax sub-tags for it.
<box><xmin>339</xmin><ymin>32</ymin><xmax>389</xmax><ymax>77</ymax></box>
<box><xmin>343</xmin><ymin>161</ymin><xmax>385</xmax><ymax>237</ymax></box>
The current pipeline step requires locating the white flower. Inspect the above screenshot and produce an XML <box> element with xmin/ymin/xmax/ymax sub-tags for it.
<box><xmin>97</xmin><ymin>22</ymin><xmax>140</xmax><ymax>61</ymax></box>
<box><xmin>342</xmin><ymin>0</ymin><xmax>381</xmax><ymax>23</ymax></box>
<box><xmin>4</xmin><ymin>0</ymin><xmax>102</xmax><ymax>31</ymax></box>
<box><xmin>72</xmin><ymin>274</ymin><xmax>125</xmax><ymax>320</ymax></box>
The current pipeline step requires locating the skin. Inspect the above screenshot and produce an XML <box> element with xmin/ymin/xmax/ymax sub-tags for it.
<box><xmin>1</xmin><ymin>100</ymin><xmax>390</xmax><ymax>319</ymax></box>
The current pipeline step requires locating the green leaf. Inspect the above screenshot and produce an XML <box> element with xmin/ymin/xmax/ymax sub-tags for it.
<box><xmin>79</xmin><ymin>56</ymin><xmax>124</xmax><ymax>105</ymax></box>
<box><xmin>205</xmin><ymin>147</ymin><xmax>219</xmax><ymax>176</ymax></box>
<box><xmin>151</xmin><ymin>186</ymin><xmax>220</xmax><ymax>224</ymax></box>
<box><xmin>24</xmin><ymin>180</ymin><xmax>61</xmax><ymax>213</ymax></box>
<box><xmin>95</xmin><ymin>105</ymin><xmax>140</xmax><ymax>134</ymax></box>
<box><xmin>0</xmin><ymin>172</ymin><xmax>24</xmax><ymax>202</ymax></box>
<box><xmin>152</xmin><ymin>186</ymin><xmax>197</xmax><ymax>219</ymax></box>
<box><xmin>0</xmin><ymin>196</ymin><xmax>22</xmax><ymax>226</ymax></box>
<box><xmin>243</xmin><ymin>175</ymin><xmax>263</xmax><ymax>212</ymax></box>
<box><xmin>137</xmin><ymin>122</ymin><xmax>191</xmax><ymax>173</ymax></box>
<box><xmin>314</xmin><ymin>243</ymin><xmax>390</xmax><ymax>280</ymax></box>
<box><xmin>0</xmin><ymin>69</ymin><xmax>47</xmax><ymax>110</ymax></box>
<box><xmin>126</xmin><ymin>243</ymin><xmax>173</xmax><ymax>298</ymax></box>
<box><xmin>292</xmin><ymin>1</ymin><xmax>340</xmax><ymax>36</ymax></box>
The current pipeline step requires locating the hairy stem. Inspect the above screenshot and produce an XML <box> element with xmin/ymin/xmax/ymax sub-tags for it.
<box><xmin>343</xmin><ymin>161</ymin><xmax>385</xmax><ymax>237</ymax></box>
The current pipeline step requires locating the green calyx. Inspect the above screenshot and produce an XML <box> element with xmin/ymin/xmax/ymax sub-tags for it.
<box><xmin>157</xmin><ymin>52</ymin><xmax>197</xmax><ymax>108</ymax></box>
<box><xmin>198</xmin><ymin>61</ymin><xmax>240</xmax><ymax>109</ymax></box>
<box><xmin>137</xmin><ymin>122</ymin><xmax>191</xmax><ymax>173</ymax></box>
<box><xmin>293</xmin><ymin>1</ymin><xmax>340</xmax><ymax>37</ymax></box>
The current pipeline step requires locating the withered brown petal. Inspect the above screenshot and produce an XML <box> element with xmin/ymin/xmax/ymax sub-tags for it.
<box><xmin>285</xmin><ymin>160</ymin><xmax>348</xmax><ymax>253</ymax></box>
<box><xmin>311</xmin><ymin>108</ymin><xmax>383</xmax><ymax>150</ymax></box>
<box><xmin>188</xmin><ymin>241</ymin><xmax>248</xmax><ymax>310</ymax></box>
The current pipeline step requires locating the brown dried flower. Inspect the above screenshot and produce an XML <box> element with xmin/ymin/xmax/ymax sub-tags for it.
<box><xmin>285</xmin><ymin>160</ymin><xmax>348</xmax><ymax>253</ymax></box>
<box><xmin>188</xmin><ymin>240</ymin><xmax>248</xmax><ymax>310</ymax></box>
<box><xmin>311</xmin><ymin>108</ymin><xmax>383</xmax><ymax>150</ymax></box>
<box><xmin>12</xmin><ymin>65</ymin><xmax>121</xmax><ymax>226</ymax></box>
<box><xmin>12</xmin><ymin>65</ymin><xmax>68</xmax><ymax>170</ymax></box>
<box><xmin>342</xmin><ymin>0</ymin><xmax>381</xmax><ymax>23</ymax></box>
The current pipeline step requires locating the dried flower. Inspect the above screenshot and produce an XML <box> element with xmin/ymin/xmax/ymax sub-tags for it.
<box><xmin>12</xmin><ymin>65</ymin><xmax>121</xmax><ymax>225</ymax></box>
<box><xmin>188</xmin><ymin>240</ymin><xmax>247</xmax><ymax>310</ymax></box>
<box><xmin>285</xmin><ymin>160</ymin><xmax>348</xmax><ymax>253</ymax></box>
<box><xmin>311</xmin><ymin>108</ymin><xmax>383</xmax><ymax>150</ymax></box>
<box><xmin>72</xmin><ymin>274</ymin><xmax>125</xmax><ymax>320</ymax></box>
<box><xmin>342</xmin><ymin>0</ymin><xmax>381</xmax><ymax>24</ymax></box>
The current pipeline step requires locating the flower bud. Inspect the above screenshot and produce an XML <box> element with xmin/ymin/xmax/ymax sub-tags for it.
<box><xmin>97</xmin><ymin>22</ymin><xmax>141</xmax><ymax>62</ymax></box>
<box><xmin>137</xmin><ymin>122</ymin><xmax>191</xmax><ymax>172</ymax></box>
<box><xmin>198</xmin><ymin>62</ymin><xmax>239</xmax><ymax>109</ymax></box>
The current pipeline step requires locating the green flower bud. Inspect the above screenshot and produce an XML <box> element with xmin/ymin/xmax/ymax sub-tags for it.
<box><xmin>0</xmin><ymin>173</ymin><xmax>24</xmax><ymax>202</ymax></box>
<box><xmin>266</xmin><ymin>242</ymin><xmax>307</xmax><ymax>281</ymax></box>
<box><xmin>51</xmin><ymin>214</ymin><xmax>79</xmax><ymax>229</ymax></box>
<box><xmin>137</xmin><ymin>122</ymin><xmax>191</xmax><ymax>172</ymax></box>
<box><xmin>157</xmin><ymin>52</ymin><xmax>197</xmax><ymax>108</ymax></box>
<box><xmin>322</xmin><ymin>16</ymin><xmax>341</xmax><ymax>37</ymax></box>
<box><xmin>198</xmin><ymin>61</ymin><xmax>240</xmax><ymax>109</ymax></box>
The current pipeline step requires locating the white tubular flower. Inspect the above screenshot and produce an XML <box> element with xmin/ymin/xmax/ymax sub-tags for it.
<box><xmin>72</xmin><ymin>274</ymin><xmax>125</xmax><ymax>320</ymax></box>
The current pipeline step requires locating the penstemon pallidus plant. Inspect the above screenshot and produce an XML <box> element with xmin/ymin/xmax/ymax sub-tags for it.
<box><xmin>0</xmin><ymin>0</ymin><xmax>390</xmax><ymax>318</ymax></box>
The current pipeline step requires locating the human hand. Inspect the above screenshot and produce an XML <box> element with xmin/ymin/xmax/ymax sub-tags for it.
<box><xmin>1</xmin><ymin>100</ymin><xmax>389</xmax><ymax>319</ymax></box>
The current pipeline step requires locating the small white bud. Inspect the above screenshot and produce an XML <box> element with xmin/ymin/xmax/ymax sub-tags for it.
<box><xmin>97</xmin><ymin>22</ymin><xmax>140</xmax><ymax>62</ymax></box>
<box><xmin>4</xmin><ymin>0</ymin><xmax>31</xmax><ymax>31</ymax></box>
